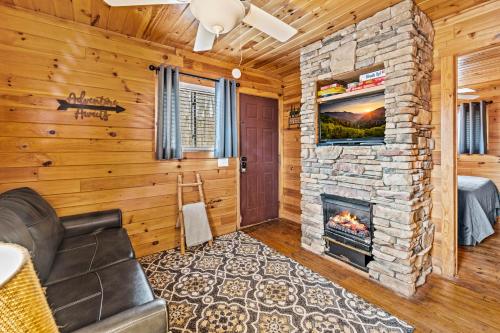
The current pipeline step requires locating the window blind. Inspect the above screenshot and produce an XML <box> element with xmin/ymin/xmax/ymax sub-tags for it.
<box><xmin>179</xmin><ymin>85</ymin><xmax>216</xmax><ymax>150</ymax></box>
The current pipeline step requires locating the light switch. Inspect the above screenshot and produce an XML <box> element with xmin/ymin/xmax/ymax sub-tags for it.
<box><xmin>218</xmin><ymin>158</ymin><xmax>229</xmax><ymax>167</ymax></box>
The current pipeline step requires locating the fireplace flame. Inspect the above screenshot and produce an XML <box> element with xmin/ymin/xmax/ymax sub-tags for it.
<box><xmin>328</xmin><ymin>210</ymin><xmax>368</xmax><ymax>235</ymax></box>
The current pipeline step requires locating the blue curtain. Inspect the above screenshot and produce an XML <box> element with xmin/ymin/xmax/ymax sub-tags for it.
<box><xmin>156</xmin><ymin>65</ymin><xmax>182</xmax><ymax>160</ymax></box>
<box><xmin>214</xmin><ymin>79</ymin><xmax>238</xmax><ymax>158</ymax></box>
<box><xmin>458</xmin><ymin>101</ymin><xmax>487</xmax><ymax>155</ymax></box>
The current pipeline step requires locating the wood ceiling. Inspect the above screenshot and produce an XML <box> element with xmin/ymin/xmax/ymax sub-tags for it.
<box><xmin>458</xmin><ymin>45</ymin><xmax>500</xmax><ymax>89</ymax></box>
<box><xmin>0</xmin><ymin>0</ymin><xmax>490</xmax><ymax>78</ymax></box>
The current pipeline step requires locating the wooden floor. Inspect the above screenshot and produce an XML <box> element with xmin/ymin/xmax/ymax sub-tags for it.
<box><xmin>243</xmin><ymin>220</ymin><xmax>500</xmax><ymax>333</ymax></box>
<box><xmin>457</xmin><ymin>221</ymin><xmax>500</xmax><ymax>302</ymax></box>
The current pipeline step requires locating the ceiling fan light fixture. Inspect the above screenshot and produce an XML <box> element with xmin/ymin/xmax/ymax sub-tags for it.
<box><xmin>190</xmin><ymin>0</ymin><xmax>245</xmax><ymax>35</ymax></box>
<box><xmin>104</xmin><ymin>0</ymin><xmax>298</xmax><ymax>52</ymax></box>
<box><xmin>212</xmin><ymin>25</ymin><xmax>224</xmax><ymax>36</ymax></box>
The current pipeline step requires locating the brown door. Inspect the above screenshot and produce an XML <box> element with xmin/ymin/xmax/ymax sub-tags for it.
<box><xmin>240</xmin><ymin>94</ymin><xmax>279</xmax><ymax>227</ymax></box>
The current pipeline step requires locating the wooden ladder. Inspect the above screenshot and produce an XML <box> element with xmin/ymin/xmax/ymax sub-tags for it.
<box><xmin>177</xmin><ymin>173</ymin><xmax>213</xmax><ymax>255</ymax></box>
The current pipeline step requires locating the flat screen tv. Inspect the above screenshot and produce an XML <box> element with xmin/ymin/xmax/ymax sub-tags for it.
<box><xmin>319</xmin><ymin>92</ymin><xmax>385</xmax><ymax>145</ymax></box>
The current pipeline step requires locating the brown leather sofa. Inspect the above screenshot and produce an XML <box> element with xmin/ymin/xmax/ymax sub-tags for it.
<box><xmin>0</xmin><ymin>188</ymin><xmax>168</xmax><ymax>333</ymax></box>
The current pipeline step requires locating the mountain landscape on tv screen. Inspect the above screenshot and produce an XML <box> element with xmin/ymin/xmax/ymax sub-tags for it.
<box><xmin>323</xmin><ymin>107</ymin><xmax>385</xmax><ymax>127</ymax></box>
<box><xmin>320</xmin><ymin>107</ymin><xmax>386</xmax><ymax>140</ymax></box>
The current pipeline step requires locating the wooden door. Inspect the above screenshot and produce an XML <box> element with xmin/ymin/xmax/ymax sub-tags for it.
<box><xmin>240</xmin><ymin>94</ymin><xmax>279</xmax><ymax>227</ymax></box>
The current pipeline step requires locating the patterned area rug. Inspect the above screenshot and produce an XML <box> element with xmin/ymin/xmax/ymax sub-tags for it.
<box><xmin>139</xmin><ymin>232</ymin><xmax>413</xmax><ymax>333</ymax></box>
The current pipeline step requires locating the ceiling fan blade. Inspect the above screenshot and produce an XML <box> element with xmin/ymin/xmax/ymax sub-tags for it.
<box><xmin>103</xmin><ymin>0</ymin><xmax>190</xmax><ymax>6</ymax></box>
<box><xmin>242</xmin><ymin>4</ymin><xmax>297</xmax><ymax>42</ymax></box>
<box><xmin>193</xmin><ymin>24</ymin><xmax>216</xmax><ymax>52</ymax></box>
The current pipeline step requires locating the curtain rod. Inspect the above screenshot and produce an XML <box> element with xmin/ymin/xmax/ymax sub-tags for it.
<box><xmin>148</xmin><ymin>65</ymin><xmax>221</xmax><ymax>83</ymax></box>
<box><xmin>458</xmin><ymin>100</ymin><xmax>493</xmax><ymax>104</ymax></box>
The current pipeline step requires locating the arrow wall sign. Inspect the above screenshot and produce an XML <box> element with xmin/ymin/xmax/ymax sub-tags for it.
<box><xmin>57</xmin><ymin>91</ymin><xmax>125</xmax><ymax>121</ymax></box>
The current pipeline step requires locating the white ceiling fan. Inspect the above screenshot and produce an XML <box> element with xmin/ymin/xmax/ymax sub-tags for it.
<box><xmin>103</xmin><ymin>0</ymin><xmax>298</xmax><ymax>52</ymax></box>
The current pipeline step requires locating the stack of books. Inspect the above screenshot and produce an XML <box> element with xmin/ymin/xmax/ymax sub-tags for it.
<box><xmin>346</xmin><ymin>69</ymin><xmax>385</xmax><ymax>92</ymax></box>
<box><xmin>318</xmin><ymin>69</ymin><xmax>386</xmax><ymax>99</ymax></box>
<box><xmin>317</xmin><ymin>82</ymin><xmax>346</xmax><ymax>98</ymax></box>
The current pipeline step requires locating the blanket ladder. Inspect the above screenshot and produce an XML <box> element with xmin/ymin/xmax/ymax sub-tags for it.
<box><xmin>177</xmin><ymin>173</ymin><xmax>213</xmax><ymax>255</ymax></box>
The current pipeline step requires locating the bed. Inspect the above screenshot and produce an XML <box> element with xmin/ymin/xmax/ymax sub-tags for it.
<box><xmin>458</xmin><ymin>176</ymin><xmax>500</xmax><ymax>246</ymax></box>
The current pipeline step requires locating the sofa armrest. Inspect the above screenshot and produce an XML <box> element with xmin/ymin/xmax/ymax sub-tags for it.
<box><xmin>72</xmin><ymin>299</ymin><xmax>168</xmax><ymax>333</ymax></box>
<box><xmin>60</xmin><ymin>209</ymin><xmax>122</xmax><ymax>238</ymax></box>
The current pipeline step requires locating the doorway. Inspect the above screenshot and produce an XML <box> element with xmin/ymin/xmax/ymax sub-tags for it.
<box><xmin>454</xmin><ymin>45</ymin><xmax>500</xmax><ymax>296</ymax></box>
<box><xmin>239</xmin><ymin>94</ymin><xmax>279</xmax><ymax>227</ymax></box>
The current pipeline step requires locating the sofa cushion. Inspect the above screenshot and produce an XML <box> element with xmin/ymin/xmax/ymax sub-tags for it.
<box><xmin>61</xmin><ymin>209</ymin><xmax>122</xmax><ymax>238</ymax></box>
<box><xmin>46</xmin><ymin>259</ymin><xmax>155</xmax><ymax>333</ymax></box>
<box><xmin>0</xmin><ymin>207</ymin><xmax>34</xmax><ymax>251</ymax></box>
<box><xmin>0</xmin><ymin>187</ymin><xmax>63</xmax><ymax>282</ymax></box>
<box><xmin>45</xmin><ymin>228</ymin><xmax>134</xmax><ymax>285</ymax></box>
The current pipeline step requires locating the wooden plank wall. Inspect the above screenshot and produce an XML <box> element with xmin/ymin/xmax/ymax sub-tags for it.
<box><xmin>280</xmin><ymin>73</ymin><xmax>302</xmax><ymax>223</ymax></box>
<box><xmin>0</xmin><ymin>5</ymin><xmax>282</xmax><ymax>257</ymax></box>
<box><xmin>430</xmin><ymin>0</ymin><xmax>500</xmax><ymax>274</ymax></box>
<box><xmin>457</xmin><ymin>100</ymin><xmax>500</xmax><ymax>189</ymax></box>
<box><xmin>0</xmin><ymin>0</ymin><xmax>489</xmax><ymax>79</ymax></box>
<box><xmin>457</xmin><ymin>45</ymin><xmax>500</xmax><ymax>188</ymax></box>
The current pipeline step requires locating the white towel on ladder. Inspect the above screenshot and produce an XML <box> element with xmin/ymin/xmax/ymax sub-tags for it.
<box><xmin>182</xmin><ymin>201</ymin><xmax>213</xmax><ymax>247</ymax></box>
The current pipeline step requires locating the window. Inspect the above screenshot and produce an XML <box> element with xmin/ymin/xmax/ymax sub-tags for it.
<box><xmin>458</xmin><ymin>101</ymin><xmax>488</xmax><ymax>155</ymax></box>
<box><xmin>155</xmin><ymin>68</ymin><xmax>235</xmax><ymax>159</ymax></box>
<box><xmin>179</xmin><ymin>82</ymin><xmax>216</xmax><ymax>151</ymax></box>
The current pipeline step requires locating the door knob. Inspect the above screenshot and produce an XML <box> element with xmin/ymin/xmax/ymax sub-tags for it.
<box><xmin>240</xmin><ymin>156</ymin><xmax>247</xmax><ymax>173</ymax></box>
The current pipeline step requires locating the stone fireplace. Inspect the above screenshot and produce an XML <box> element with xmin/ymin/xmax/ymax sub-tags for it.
<box><xmin>299</xmin><ymin>0</ymin><xmax>435</xmax><ymax>296</ymax></box>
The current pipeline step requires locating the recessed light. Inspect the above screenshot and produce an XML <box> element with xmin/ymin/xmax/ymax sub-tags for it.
<box><xmin>457</xmin><ymin>87</ymin><xmax>476</xmax><ymax>94</ymax></box>
<box><xmin>458</xmin><ymin>94</ymin><xmax>480</xmax><ymax>100</ymax></box>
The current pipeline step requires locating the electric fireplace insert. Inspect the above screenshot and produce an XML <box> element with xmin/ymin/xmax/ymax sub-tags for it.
<box><xmin>321</xmin><ymin>194</ymin><xmax>373</xmax><ymax>271</ymax></box>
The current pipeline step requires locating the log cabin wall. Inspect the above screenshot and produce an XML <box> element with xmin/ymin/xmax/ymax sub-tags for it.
<box><xmin>1</xmin><ymin>1</ymin><xmax>497</xmax><ymax>263</ymax></box>
<box><xmin>0</xmin><ymin>5</ymin><xmax>283</xmax><ymax>257</ymax></box>
<box><xmin>430</xmin><ymin>0</ymin><xmax>500</xmax><ymax>275</ymax></box>
<box><xmin>456</xmin><ymin>45</ymin><xmax>500</xmax><ymax>189</ymax></box>
<box><xmin>280</xmin><ymin>73</ymin><xmax>302</xmax><ymax>223</ymax></box>
<box><xmin>0</xmin><ymin>0</ymin><xmax>491</xmax><ymax>78</ymax></box>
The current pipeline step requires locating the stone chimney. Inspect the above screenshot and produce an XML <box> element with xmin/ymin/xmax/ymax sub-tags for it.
<box><xmin>299</xmin><ymin>0</ymin><xmax>435</xmax><ymax>296</ymax></box>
